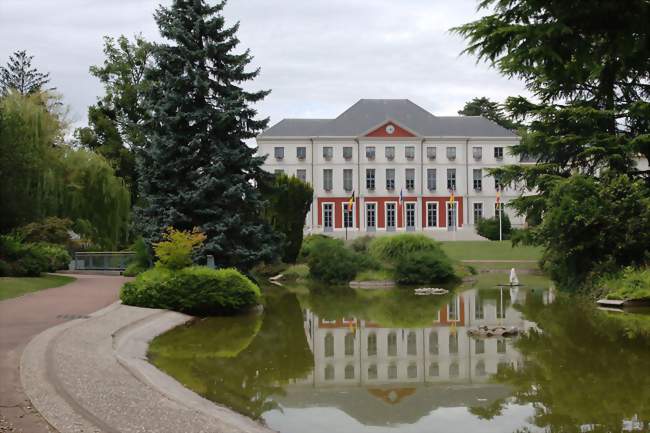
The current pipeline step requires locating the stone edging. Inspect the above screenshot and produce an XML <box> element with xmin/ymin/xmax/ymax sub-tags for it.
<box><xmin>112</xmin><ymin>309</ymin><xmax>274</xmax><ymax>433</ymax></box>
<box><xmin>20</xmin><ymin>302</ymin><xmax>275</xmax><ymax>433</ymax></box>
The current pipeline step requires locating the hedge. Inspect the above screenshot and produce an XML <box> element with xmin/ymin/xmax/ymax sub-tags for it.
<box><xmin>120</xmin><ymin>266</ymin><xmax>262</xmax><ymax>316</ymax></box>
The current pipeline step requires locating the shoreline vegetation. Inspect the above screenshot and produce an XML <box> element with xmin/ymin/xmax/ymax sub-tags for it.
<box><xmin>255</xmin><ymin>236</ymin><xmax>543</xmax><ymax>289</ymax></box>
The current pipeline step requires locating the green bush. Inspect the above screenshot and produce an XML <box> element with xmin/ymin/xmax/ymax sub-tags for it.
<box><xmin>32</xmin><ymin>244</ymin><xmax>71</xmax><ymax>272</ymax></box>
<box><xmin>123</xmin><ymin>262</ymin><xmax>147</xmax><ymax>277</ymax></box>
<box><xmin>0</xmin><ymin>235</ymin><xmax>67</xmax><ymax>276</ymax></box>
<box><xmin>19</xmin><ymin>217</ymin><xmax>73</xmax><ymax>245</ymax></box>
<box><xmin>298</xmin><ymin>234</ymin><xmax>331</xmax><ymax>261</ymax></box>
<box><xmin>349</xmin><ymin>235</ymin><xmax>374</xmax><ymax>253</ymax></box>
<box><xmin>0</xmin><ymin>260</ymin><xmax>9</xmax><ymax>276</ymax></box>
<box><xmin>476</xmin><ymin>214</ymin><xmax>512</xmax><ymax>240</ymax></box>
<box><xmin>120</xmin><ymin>266</ymin><xmax>262</xmax><ymax>315</ymax></box>
<box><xmin>603</xmin><ymin>267</ymin><xmax>650</xmax><ymax>301</ymax></box>
<box><xmin>369</xmin><ymin>234</ymin><xmax>444</xmax><ymax>265</ymax></box>
<box><xmin>394</xmin><ymin>250</ymin><xmax>456</xmax><ymax>285</ymax></box>
<box><xmin>307</xmin><ymin>238</ymin><xmax>363</xmax><ymax>284</ymax></box>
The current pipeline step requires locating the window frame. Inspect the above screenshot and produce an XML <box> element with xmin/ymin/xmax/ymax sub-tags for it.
<box><xmin>446</xmin><ymin>146</ymin><xmax>457</xmax><ymax>161</ymax></box>
<box><xmin>323</xmin><ymin>146</ymin><xmax>333</xmax><ymax>160</ymax></box>
<box><xmin>366</xmin><ymin>168</ymin><xmax>375</xmax><ymax>190</ymax></box>
<box><xmin>296</xmin><ymin>146</ymin><xmax>306</xmax><ymax>160</ymax></box>
<box><xmin>343</xmin><ymin>168</ymin><xmax>353</xmax><ymax>192</ymax></box>
<box><xmin>323</xmin><ymin>168</ymin><xmax>333</xmax><ymax>191</ymax></box>
<box><xmin>427</xmin><ymin>168</ymin><xmax>437</xmax><ymax>191</ymax></box>
<box><xmin>274</xmin><ymin>146</ymin><xmax>284</xmax><ymax>160</ymax></box>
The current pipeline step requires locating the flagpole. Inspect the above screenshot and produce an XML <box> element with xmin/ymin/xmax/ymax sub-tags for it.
<box><xmin>498</xmin><ymin>187</ymin><xmax>503</xmax><ymax>242</ymax></box>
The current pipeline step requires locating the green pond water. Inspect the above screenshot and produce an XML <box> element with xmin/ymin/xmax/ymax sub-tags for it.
<box><xmin>149</xmin><ymin>275</ymin><xmax>650</xmax><ymax>433</ymax></box>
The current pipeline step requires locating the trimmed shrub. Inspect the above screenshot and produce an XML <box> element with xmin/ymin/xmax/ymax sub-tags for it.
<box><xmin>307</xmin><ymin>238</ymin><xmax>362</xmax><ymax>284</ymax></box>
<box><xmin>369</xmin><ymin>234</ymin><xmax>444</xmax><ymax>265</ymax></box>
<box><xmin>476</xmin><ymin>214</ymin><xmax>512</xmax><ymax>240</ymax></box>
<box><xmin>394</xmin><ymin>250</ymin><xmax>456</xmax><ymax>284</ymax></box>
<box><xmin>120</xmin><ymin>266</ymin><xmax>262</xmax><ymax>316</ymax></box>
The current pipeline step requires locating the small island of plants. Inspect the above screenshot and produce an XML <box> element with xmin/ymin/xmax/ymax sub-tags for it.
<box><xmin>274</xmin><ymin>233</ymin><xmax>469</xmax><ymax>286</ymax></box>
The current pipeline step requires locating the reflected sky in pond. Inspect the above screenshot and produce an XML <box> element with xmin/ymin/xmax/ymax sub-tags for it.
<box><xmin>148</xmin><ymin>275</ymin><xmax>650</xmax><ymax>433</ymax></box>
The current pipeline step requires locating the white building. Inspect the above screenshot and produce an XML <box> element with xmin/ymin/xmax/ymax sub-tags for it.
<box><xmin>257</xmin><ymin>99</ymin><xmax>528</xmax><ymax>238</ymax></box>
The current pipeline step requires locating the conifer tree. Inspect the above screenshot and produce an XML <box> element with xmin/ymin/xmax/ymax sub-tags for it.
<box><xmin>0</xmin><ymin>50</ymin><xmax>51</xmax><ymax>96</ymax></box>
<box><xmin>137</xmin><ymin>0</ymin><xmax>280</xmax><ymax>271</ymax></box>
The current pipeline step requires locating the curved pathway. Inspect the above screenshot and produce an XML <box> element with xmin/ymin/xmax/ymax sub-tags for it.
<box><xmin>21</xmin><ymin>302</ymin><xmax>272</xmax><ymax>433</ymax></box>
<box><xmin>0</xmin><ymin>274</ymin><xmax>126</xmax><ymax>433</ymax></box>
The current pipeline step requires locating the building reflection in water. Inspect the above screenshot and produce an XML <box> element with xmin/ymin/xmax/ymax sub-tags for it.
<box><xmin>294</xmin><ymin>287</ymin><xmax>551</xmax><ymax>389</ymax></box>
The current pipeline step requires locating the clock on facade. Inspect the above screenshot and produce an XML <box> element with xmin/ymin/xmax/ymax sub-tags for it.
<box><xmin>385</xmin><ymin>124</ymin><xmax>396</xmax><ymax>134</ymax></box>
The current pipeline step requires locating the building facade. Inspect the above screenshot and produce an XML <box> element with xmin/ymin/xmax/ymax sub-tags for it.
<box><xmin>257</xmin><ymin>99</ymin><xmax>526</xmax><ymax>237</ymax></box>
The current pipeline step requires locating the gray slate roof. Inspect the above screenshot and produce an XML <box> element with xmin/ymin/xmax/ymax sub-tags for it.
<box><xmin>259</xmin><ymin>99</ymin><xmax>516</xmax><ymax>138</ymax></box>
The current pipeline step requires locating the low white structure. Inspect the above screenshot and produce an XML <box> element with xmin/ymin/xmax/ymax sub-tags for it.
<box><xmin>257</xmin><ymin>99</ymin><xmax>531</xmax><ymax>238</ymax></box>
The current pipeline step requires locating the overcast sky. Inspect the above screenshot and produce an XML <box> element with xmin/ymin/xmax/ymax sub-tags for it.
<box><xmin>0</xmin><ymin>0</ymin><xmax>527</xmax><ymax>131</ymax></box>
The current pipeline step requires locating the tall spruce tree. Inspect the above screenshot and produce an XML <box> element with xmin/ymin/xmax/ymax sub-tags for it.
<box><xmin>137</xmin><ymin>0</ymin><xmax>280</xmax><ymax>271</ymax></box>
<box><xmin>0</xmin><ymin>50</ymin><xmax>51</xmax><ymax>96</ymax></box>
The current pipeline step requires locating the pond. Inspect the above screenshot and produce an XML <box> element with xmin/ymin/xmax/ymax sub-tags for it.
<box><xmin>148</xmin><ymin>275</ymin><xmax>650</xmax><ymax>433</ymax></box>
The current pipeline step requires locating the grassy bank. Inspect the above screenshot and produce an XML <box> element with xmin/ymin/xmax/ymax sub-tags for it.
<box><xmin>440</xmin><ymin>241</ymin><xmax>542</xmax><ymax>261</ymax></box>
<box><xmin>0</xmin><ymin>274</ymin><xmax>75</xmax><ymax>301</ymax></box>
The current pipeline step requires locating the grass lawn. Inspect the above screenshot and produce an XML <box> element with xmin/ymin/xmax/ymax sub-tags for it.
<box><xmin>440</xmin><ymin>240</ymin><xmax>542</xmax><ymax>261</ymax></box>
<box><xmin>0</xmin><ymin>275</ymin><xmax>75</xmax><ymax>301</ymax></box>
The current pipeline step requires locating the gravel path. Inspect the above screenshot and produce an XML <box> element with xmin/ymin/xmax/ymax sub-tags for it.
<box><xmin>0</xmin><ymin>274</ymin><xmax>126</xmax><ymax>433</ymax></box>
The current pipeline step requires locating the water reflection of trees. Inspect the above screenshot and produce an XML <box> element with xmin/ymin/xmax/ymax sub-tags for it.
<box><xmin>495</xmin><ymin>297</ymin><xmax>650</xmax><ymax>432</ymax></box>
<box><xmin>149</xmin><ymin>292</ymin><xmax>314</xmax><ymax>420</ymax></box>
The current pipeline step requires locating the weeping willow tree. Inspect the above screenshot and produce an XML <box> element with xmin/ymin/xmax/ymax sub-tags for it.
<box><xmin>0</xmin><ymin>91</ymin><xmax>130</xmax><ymax>248</ymax></box>
<box><xmin>58</xmin><ymin>148</ymin><xmax>131</xmax><ymax>248</ymax></box>
<box><xmin>0</xmin><ymin>91</ymin><xmax>62</xmax><ymax>229</ymax></box>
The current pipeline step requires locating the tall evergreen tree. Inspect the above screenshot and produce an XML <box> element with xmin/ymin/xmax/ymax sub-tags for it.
<box><xmin>137</xmin><ymin>0</ymin><xmax>280</xmax><ymax>271</ymax></box>
<box><xmin>0</xmin><ymin>50</ymin><xmax>51</xmax><ymax>96</ymax></box>
<box><xmin>458</xmin><ymin>96</ymin><xmax>517</xmax><ymax>130</ymax></box>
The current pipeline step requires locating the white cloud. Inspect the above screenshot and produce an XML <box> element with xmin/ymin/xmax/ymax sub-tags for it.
<box><xmin>0</xmin><ymin>0</ymin><xmax>528</xmax><ymax>130</ymax></box>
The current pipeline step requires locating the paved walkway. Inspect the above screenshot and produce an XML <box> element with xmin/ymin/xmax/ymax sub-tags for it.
<box><xmin>20</xmin><ymin>303</ymin><xmax>272</xmax><ymax>433</ymax></box>
<box><xmin>0</xmin><ymin>274</ymin><xmax>126</xmax><ymax>433</ymax></box>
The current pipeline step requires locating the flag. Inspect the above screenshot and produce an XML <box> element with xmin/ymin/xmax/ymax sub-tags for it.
<box><xmin>399</xmin><ymin>189</ymin><xmax>403</xmax><ymax>205</ymax></box>
<box><xmin>496</xmin><ymin>186</ymin><xmax>501</xmax><ymax>204</ymax></box>
<box><xmin>348</xmin><ymin>191</ymin><xmax>355</xmax><ymax>210</ymax></box>
<box><xmin>449</xmin><ymin>189</ymin><xmax>455</xmax><ymax>203</ymax></box>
